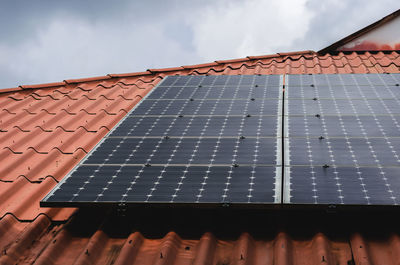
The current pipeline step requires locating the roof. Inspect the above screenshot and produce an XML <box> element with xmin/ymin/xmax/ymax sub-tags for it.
<box><xmin>319</xmin><ymin>9</ymin><xmax>400</xmax><ymax>54</ymax></box>
<box><xmin>1</xmin><ymin>50</ymin><xmax>400</xmax><ymax>264</ymax></box>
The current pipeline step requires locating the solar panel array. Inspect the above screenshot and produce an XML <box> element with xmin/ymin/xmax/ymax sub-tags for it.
<box><xmin>42</xmin><ymin>75</ymin><xmax>283</xmax><ymax>206</ymax></box>
<box><xmin>285</xmin><ymin>74</ymin><xmax>400</xmax><ymax>205</ymax></box>
<box><xmin>42</xmin><ymin>73</ymin><xmax>400</xmax><ymax>208</ymax></box>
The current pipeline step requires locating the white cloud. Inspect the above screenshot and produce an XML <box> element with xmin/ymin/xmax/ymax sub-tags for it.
<box><xmin>0</xmin><ymin>15</ymin><xmax>197</xmax><ymax>87</ymax></box>
<box><xmin>0</xmin><ymin>0</ymin><xmax>399</xmax><ymax>88</ymax></box>
<box><xmin>186</xmin><ymin>0</ymin><xmax>314</xmax><ymax>61</ymax></box>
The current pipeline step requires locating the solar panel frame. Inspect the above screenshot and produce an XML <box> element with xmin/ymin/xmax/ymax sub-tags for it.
<box><xmin>42</xmin><ymin>75</ymin><xmax>284</xmax><ymax>207</ymax></box>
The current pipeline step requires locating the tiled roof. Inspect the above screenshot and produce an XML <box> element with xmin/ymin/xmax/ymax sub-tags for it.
<box><xmin>1</xmin><ymin>50</ymin><xmax>400</xmax><ymax>264</ymax></box>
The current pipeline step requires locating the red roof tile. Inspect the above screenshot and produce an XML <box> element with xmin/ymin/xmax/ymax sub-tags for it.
<box><xmin>19</xmin><ymin>82</ymin><xmax>67</xmax><ymax>90</ymax></box>
<box><xmin>2</xmin><ymin>50</ymin><xmax>400</xmax><ymax>264</ymax></box>
<box><xmin>64</xmin><ymin>75</ymin><xmax>112</xmax><ymax>84</ymax></box>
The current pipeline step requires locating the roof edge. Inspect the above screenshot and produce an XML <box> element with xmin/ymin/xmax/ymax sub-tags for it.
<box><xmin>0</xmin><ymin>81</ymin><xmax>68</xmax><ymax>95</ymax></box>
<box><xmin>182</xmin><ymin>62</ymin><xmax>219</xmax><ymax>69</ymax></box>
<box><xmin>0</xmin><ymin>87</ymin><xmax>24</xmax><ymax>94</ymax></box>
<box><xmin>0</xmin><ymin>50</ymin><xmax>317</xmax><ymax>94</ymax></box>
<box><xmin>148</xmin><ymin>66</ymin><xmax>185</xmax><ymax>73</ymax></box>
<box><xmin>20</xmin><ymin>81</ymin><xmax>67</xmax><ymax>89</ymax></box>
<box><xmin>64</xmin><ymin>75</ymin><xmax>112</xmax><ymax>84</ymax></box>
<box><xmin>215</xmin><ymin>57</ymin><xmax>250</xmax><ymax>64</ymax></box>
<box><xmin>319</xmin><ymin>9</ymin><xmax>400</xmax><ymax>54</ymax></box>
<box><xmin>108</xmin><ymin>71</ymin><xmax>153</xmax><ymax>78</ymax></box>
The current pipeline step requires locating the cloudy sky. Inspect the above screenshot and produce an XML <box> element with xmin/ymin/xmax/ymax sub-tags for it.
<box><xmin>0</xmin><ymin>0</ymin><xmax>398</xmax><ymax>88</ymax></box>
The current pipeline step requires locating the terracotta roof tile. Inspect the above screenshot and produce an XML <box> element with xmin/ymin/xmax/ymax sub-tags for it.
<box><xmin>182</xmin><ymin>62</ymin><xmax>219</xmax><ymax>69</ymax></box>
<box><xmin>247</xmin><ymin>53</ymin><xmax>280</xmax><ymax>60</ymax></box>
<box><xmin>19</xmin><ymin>82</ymin><xmax>67</xmax><ymax>90</ymax></box>
<box><xmin>108</xmin><ymin>71</ymin><xmax>153</xmax><ymax>78</ymax></box>
<box><xmin>3</xmin><ymin>209</ymin><xmax>400</xmax><ymax>265</ymax></box>
<box><xmin>64</xmin><ymin>75</ymin><xmax>112</xmax><ymax>84</ymax></box>
<box><xmin>1</xmin><ymin>127</ymin><xmax>107</xmax><ymax>155</ymax></box>
<box><xmin>215</xmin><ymin>57</ymin><xmax>250</xmax><ymax>64</ymax></box>
<box><xmin>2</xmin><ymin>50</ymin><xmax>400</xmax><ymax>264</ymax></box>
<box><xmin>0</xmin><ymin>177</ymin><xmax>76</xmax><ymax>220</ymax></box>
<box><xmin>0</xmin><ymin>87</ymin><xmax>24</xmax><ymax>94</ymax></box>
<box><xmin>148</xmin><ymin>66</ymin><xmax>185</xmax><ymax>73</ymax></box>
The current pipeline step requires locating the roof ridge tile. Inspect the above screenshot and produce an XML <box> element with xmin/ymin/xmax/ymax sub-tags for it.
<box><xmin>215</xmin><ymin>57</ymin><xmax>250</xmax><ymax>64</ymax></box>
<box><xmin>64</xmin><ymin>75</ymin><xmax>111</xmax><ymax>84</ymax></box>
<box><xmin>278</xmin><ymin>50</ymin><xmax>316</xmax><ymax>56</ymax></box>
<box><xmin>247</xmin><ymin>53</ymin><xmax>281</xmax><ymax>60</ymax></box>
<box><xmin>0</xmin><ymin>87</ymin><xmax>24</xmax><ymax>94</ymax></box>
<box><xmin>182</xmin><ymin>62</ymin><xmax>219</xmax><ymax>69</ymax></box>
<box><xmin>108</xmin><ymin>71</ymin><xmax>152</xmax><ymax>78</ymax></box>
<box><xmin>19</xmin><ymin>81</ymin><xmax>66</xmax><ymax>90</ymax></box>
<box><xmin>148</xmin><ymin>66</ymin><xmax>185</xmax><ymax>73</ymax></box>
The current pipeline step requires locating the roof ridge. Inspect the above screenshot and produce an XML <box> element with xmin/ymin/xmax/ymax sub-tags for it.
<box><xmin>3</xmin><ymin>50</ymin><xmax>399</xmax><ymax>96</ymax></box>
<box><xmin>0</xmin><ymin>51</ymin><xmax>317</xmax><ymax>94</ymax></box>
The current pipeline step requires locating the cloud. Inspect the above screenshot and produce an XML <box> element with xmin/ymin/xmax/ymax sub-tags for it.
<box><xmin>0</xmin><ymin>12</ymin><xmax>198</xmax><ymax>87</ymax></box>
<box><xmin>0</xmin><ymin>0</ymin><xmax>399</xmax><ymax>88</ymax></box>
<box><xmin>296</xmin><ymin>0</ymin><xmax>400</xmax><ymax>50</ymax></box>
<box><xmin>186</xmin><ymin>0</ymin><xmax>314</xmax><ymax>61</ymax></box>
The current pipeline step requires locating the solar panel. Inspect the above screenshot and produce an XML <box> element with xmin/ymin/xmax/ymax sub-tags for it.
<box><xmin>42</xmin><ymin>73</ymin><xmax>400</xmax><ymax>208</ymax></box>
<box><xmin>42</xmin><ymin>75</ymin><xmax>283</xmax><ymax>206</ymax></box>
<box><xmin>285</xmin><ymin>73</ymin><xmax>400</xmax><ymax>205</ymax></box>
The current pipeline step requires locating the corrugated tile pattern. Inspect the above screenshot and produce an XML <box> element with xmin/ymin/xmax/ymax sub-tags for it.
<box><xmin>0</xmin><ymin>75</ymin><xmax>159</xmax><ymax>221</ymax></box>
<box><xmin>3</xmin><ymin>209</ymin><xmax>400</xmax><ymax>265</ymax></box>
<box><xmin>1</xmin><ymin>50</ymin><xmax>400</xmax><ymax>264</ymax></box>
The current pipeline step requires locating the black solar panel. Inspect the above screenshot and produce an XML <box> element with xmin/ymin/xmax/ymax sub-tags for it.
<box><xmin>42</xmin><ymin>73</ymin><xmax>400</xmax><ymax>208</ymax></box>
<box><xmin>285</xmin><ymin>73</ymin><xmax>400</xmax><ymax>205</ymax></box>
<box><xmin>42</xmin><ymin>75</ymin><xmax>283</xmax><ymax>206</ymax></box>
<box><xmin>288</xmin><ymin>73</ymin><xmax>400</xmax><ymax>87</ymax></box>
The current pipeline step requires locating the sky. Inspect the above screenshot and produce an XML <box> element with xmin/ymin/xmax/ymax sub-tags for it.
<box><xmin>0</xmin><ymin>0</ymin><xmax>398</xmax><ymax>88</ymax></box>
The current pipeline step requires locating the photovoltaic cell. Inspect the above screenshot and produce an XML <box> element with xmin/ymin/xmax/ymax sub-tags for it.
<box><xmin>83</xmin><ymin>137</ymin><xmax>277</xmax><ymax>165</ymax></box>
<box><xmin>133</xmin><ymin>99</ymin><xmax>280</xmax><ymax>116</ymax></box>
<box><xmin>42</xmin><ymin>75</ymin><xmax>282</xmax><ymax>206</ymax></box>
<box><xmin>285</xmin><ymin>73</ymin><xmax>400</xmax><ymax>205</ymax></box>
<box><xmin>44</xmin><ymin>166</ymin><xmax>277</xmax><ymax>203</ymax></box>
<box><xmin>288</xmin><ymin>73</ymin><xmax>400</xmax><ymax>87</ymax></box>
<box><xmin>112</xmin><ymin>116</ymin><xmax>278</xmax><ymax>137</ymax></box>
